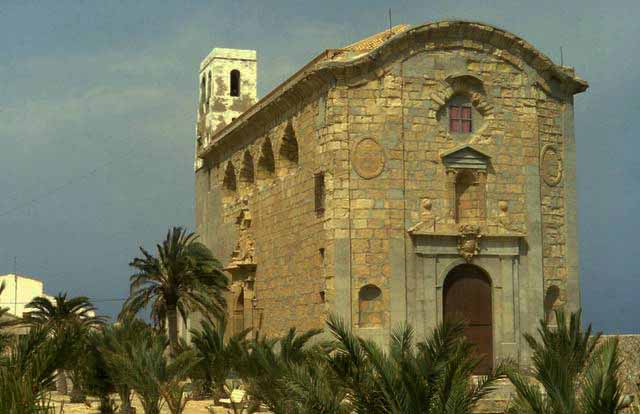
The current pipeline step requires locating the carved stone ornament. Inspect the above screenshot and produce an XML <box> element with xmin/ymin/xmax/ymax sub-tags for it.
<box><xmin>353</xmin><ymin>138</ymin><xmax>386</xmax><ymax>179</ymax></box>
<box><xmin>227</xmin><ymin>202</ymin><xmax>256</xmax><ymax>271</ymax></box>
<box><xmin>457</xmin><ymin>224</ymin><xmax>482</xmax><ymax>262</ymax></box>
<box><xmin>541</xmin><ymin>144</ymin><xmax>563</xmax><ymax>186</ymax></box>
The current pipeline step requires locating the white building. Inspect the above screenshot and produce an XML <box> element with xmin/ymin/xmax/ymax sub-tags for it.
<box><xmin>0</xmin><ymin>274</ymin><xmax>53</xmax><ymax>318</ymax></box>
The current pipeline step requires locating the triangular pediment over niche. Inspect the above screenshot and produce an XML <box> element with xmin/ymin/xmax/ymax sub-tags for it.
<box><xmin>441</xmin><ymin>144</ymin><xmax>491</xmax><ymax>170</ymax></box>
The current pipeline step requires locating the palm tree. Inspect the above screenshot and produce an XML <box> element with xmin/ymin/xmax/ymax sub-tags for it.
<box><xmin>188</xmin><ymin>315</ymin><xmax>250</xmax><ymax>399</ymax></box>
<box><xmin>121</xmin><ymin>226</ymin><xmax>229</xmax><ymax>354</ymax></box>
<box><xmin>506</xmin><ymin>310</ymin><xmax>626</xmax><ymax>414</ymax></box>
<box><xmin>97</xmin><ymin>318</ymin><xmax>155</xmax><ymax>414</ymax></box>
<box><xmin>24</xmin><ymin>292</ymin><xmax>104</xmax><ymax>332</ymax></box>
<box><xmin>0</xmin><ymin>325</ymin><xmax>71</xmax><ymax>414</ymax></box>
<box><xmin>85</xmin><ymin>329</ymin><xmax>117</xmax><ymax>414</ymax></box>
<box><xmin>282</xmin><ymin>357</ymin><xmax>351</xmax><ymax>414</ymax></box>
<box><xmin>103</xmin><ymin>329</ymin><xmax>199</xmax><ymax>414</ymax></box>
<box><xmin>234</xmin><ymin>327</ymin><xmax>325</xmax><ymax>414</ymax></box>
<box><xmin>24</xmin><ymin>293</ymin><xmax>105</xmax><ymax>396</ymax></box>
<box><xmin>324</xmin><ymin>315</ymin><xmax>506</xmax><ymax>414</ymax></box>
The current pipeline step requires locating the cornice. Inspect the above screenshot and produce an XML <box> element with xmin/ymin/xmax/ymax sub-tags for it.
<box><xmin>198</xmin><ymin>20</ymin><xmax>588</xmax><ymax>159</ymax></box>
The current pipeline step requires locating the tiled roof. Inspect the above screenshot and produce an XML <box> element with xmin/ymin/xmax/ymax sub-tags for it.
<box><xmin>339</xmin><ymin>24</ymin><xmax>411</xmax><ymax>52</ymax></box>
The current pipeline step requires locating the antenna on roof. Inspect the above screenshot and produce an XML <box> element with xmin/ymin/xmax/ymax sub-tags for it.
<box><xmin>560</xmin><ymin>46</ymin><xmax>564</xmax><ymax>66</ymax></box>
<box><xmin>13</xmin><ymin>257</ymin><xmax>17</xmax><ymax>315</ymax></box>
<box><xmin>388</xmin><ymin>8</ymin><xmax>392</xmax><ymax>35</ymax></box>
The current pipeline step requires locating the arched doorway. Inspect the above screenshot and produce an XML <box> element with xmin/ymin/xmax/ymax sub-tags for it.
<box><xmin>443</xmin><ymin>264</ymin><xmax>493</xmax><ymax>374</ymax></box>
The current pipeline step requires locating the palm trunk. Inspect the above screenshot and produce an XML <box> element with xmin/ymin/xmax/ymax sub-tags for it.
<box><xmin>117</xmin><ymin>385</ymin><xmax>132</xmax><ymax>414</ymax></box>
<box><xmin>70</xmin><ymin>381</ymin><xmax>86</xmax><ymax>403</ymax></box>
<box><xmin>56</xmin><ymin>370</ymin><xmax>68</xmax><ymax>395</ymax></box>
<box><xmin>167</xmin><ymin>306</ymin><xmax>179</xmax><ymax>356</ymax></box>
<box><xmin>69</xmin><ymin>369</ymin><xmax>86</xmax><ymax>403</ymax></box>
<box><xmin>99</xmin><ymin>394</ymin><xmax>116</xmax><ymax>414</ymax></box>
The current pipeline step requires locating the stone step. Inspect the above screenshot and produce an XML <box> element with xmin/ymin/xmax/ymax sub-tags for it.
<box><xmin>472</xmin><ymin>378</ymin><xmax>516</xmax><ymax>414</ymax></box>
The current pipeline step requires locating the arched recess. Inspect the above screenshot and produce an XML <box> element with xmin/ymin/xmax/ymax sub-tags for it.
<box><xmin>455</xmin><ymin>170</ymin><xmax>486</xmax><ymax>223</ymax></box>
<box><xmin>222</xmin><ymin>162</ymin><xmax>237</xmax><ymax>202</ymax></box>
<box><xmin>257</xmin><ymin>138</ymin><xmax>275</xmax><ymax>183</ymax></box>
<box><xmin>234</xmin><ymin>288</ymin><xmax>245</xmax><ymax>335</ymax></box>
<box><xmin>278</xmin><ymin>122</ymin><xmax>299</xmax><ymax>176</ymax></box>
<box><xmin>443</xmin><ymin>264</ymin><xmax>493</xmax><ymax>374</ymax></box>
<box><xmin>239</xmin><ymin>151</ymin><xmax>255</xmax><ymax>190</ymax></box>
<box><xmin>358</xmin><ymin>284</ymin><xmax>383</xmax><ymax>328</ymax></box>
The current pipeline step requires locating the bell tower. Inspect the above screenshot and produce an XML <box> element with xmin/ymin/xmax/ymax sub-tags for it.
<box><xmin>196</xmin><ymin>48</ymin><xmax>257</xmax><ymax>169</ymax></box>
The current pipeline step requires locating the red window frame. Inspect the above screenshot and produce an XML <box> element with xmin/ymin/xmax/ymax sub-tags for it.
<box><xmin>449</xmin><ymin>105</ymin><xmax>472</xmax><ymax>133</ymax></box>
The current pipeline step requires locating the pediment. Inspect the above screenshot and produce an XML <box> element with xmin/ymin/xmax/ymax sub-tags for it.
<box><xmin>441</xmin><ymin>145</ymin><xmax>491</xmax><ymax>170</ymax></box>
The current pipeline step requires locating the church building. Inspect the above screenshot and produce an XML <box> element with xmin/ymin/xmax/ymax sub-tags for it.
<box><xmin>193</xmin><ymin>21</ymin><xmax>587</xmax><ymax>372</ymax></box>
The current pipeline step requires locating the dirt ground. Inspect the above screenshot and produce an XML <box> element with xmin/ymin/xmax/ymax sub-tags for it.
<box><xmin>47</xmin><ymin>392</ymin><xmax>233</xmax><ymax>414</ymax></box>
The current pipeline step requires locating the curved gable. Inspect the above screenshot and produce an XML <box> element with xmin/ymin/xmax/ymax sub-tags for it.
<box><xmin>320</xmin><ymin>21</ymin><xmax>587</xmax><ymax>93</ymax></box>
<box><xmin>200</xmin><ymin>20</ymin><xmax>587</xmax><ymax>155</ymax></box>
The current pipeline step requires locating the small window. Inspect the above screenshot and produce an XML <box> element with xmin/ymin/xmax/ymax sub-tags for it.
<box><xmin>314</xmin><ymin>172</ymin><xmax>325</xmax><ymax>214</ymax></box>
<box><xmin>449</xmin><ymin>104</ymin><xmax>472</xmax><ymax>133</ymax></box>
<box><xmin>319</xmin><ymin>247</ymin><xmax>326</xmax><ymax>278</ymax></box>
<box><xmin>230</xmin><ymin>70</ymin><xmax>240</xmax><ymax>97</ymax></box>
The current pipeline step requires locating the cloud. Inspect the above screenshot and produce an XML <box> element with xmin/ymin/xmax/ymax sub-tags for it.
<box><xmin>0</xmin><ymin>85</ymin><xmax>167</xmax><ymax>138</ymax></box>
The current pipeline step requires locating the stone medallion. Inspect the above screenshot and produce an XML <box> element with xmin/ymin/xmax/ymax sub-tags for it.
<box><xmin>541</xmin><ymin>144</ymin><xmax>562</xmax><ymax>186</ymax></box>
<box><xmin>353</xmin><ymin>138</ymin><xmax>386</xmax><ymax>179</ymax></box>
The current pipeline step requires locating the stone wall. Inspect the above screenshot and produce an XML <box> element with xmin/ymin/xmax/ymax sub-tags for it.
<box><xmin>328</xmin><ymin>38</ymin><xmax>573</xmax><ymax>353</ymax></box>
<box><xmin>194</xmin><ymin>22</ymin><xmax>585</xmax><ymax>358</ymax></box>
<box><xmin>196</xmin><ymin>88</ymin><xmax>333</xmax><ymax>336</ymax></box>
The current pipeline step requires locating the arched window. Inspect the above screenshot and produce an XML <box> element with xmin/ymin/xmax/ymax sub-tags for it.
<box><xmin>230</xmin><ymin>70</ymin><xmax>240</xmax><ymax>97</ymax></box>
<box><xmin>207</xmin><ymin>71</ymin><xmax>212</xmax><ymax>104</ymax></box>
<box><xmin>358</xmin><ymin>284</ymin><xmax>383</xmax><ymax>327</ymax></box>
<box><xmin>448</xmin><ymin>95</ymin><xmax>473</xmax><ymax>133</ymax></box>
<box><xmin>200</xmin><ymin>76</ymin><xmax>206</xmax><ymax>108</ymax></box>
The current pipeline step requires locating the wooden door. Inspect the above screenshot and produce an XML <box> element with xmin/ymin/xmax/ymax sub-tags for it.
<box><xmin>443</xmin><ymin>264</ymin><xmax>493</xmax><ymax>374</ymax></box>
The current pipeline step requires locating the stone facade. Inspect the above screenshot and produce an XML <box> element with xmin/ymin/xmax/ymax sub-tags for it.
<box><xmin>194</xmin><ymin>21</ymin><xmax>587</xmax><ymax>367</ymax></box>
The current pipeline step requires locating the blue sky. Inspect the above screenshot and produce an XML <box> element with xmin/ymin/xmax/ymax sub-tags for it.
<box><xmin>0</xmin><ymin>1</ymin><xmax>638</xmax><ymax>332</ymax></box>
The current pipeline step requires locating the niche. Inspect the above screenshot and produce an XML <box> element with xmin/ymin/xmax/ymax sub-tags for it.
<box><xmin>358</xmin><ymin>284</ymin><xmax>383</xmax><ymax>328</ymax></box>
<box><xmin>278</xmin><ymin>122</ymin><xmax>299</xmax><ymax>176</ymax></box>
<box><xmin>239</xmin><ymin>151</ymin><xmax>255</xmax><ymax>191</ymax></box>
<box><xmin>257</xmin><ymin>138</ymin><xmax>275</xmax><ymax>183</ymax></box>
